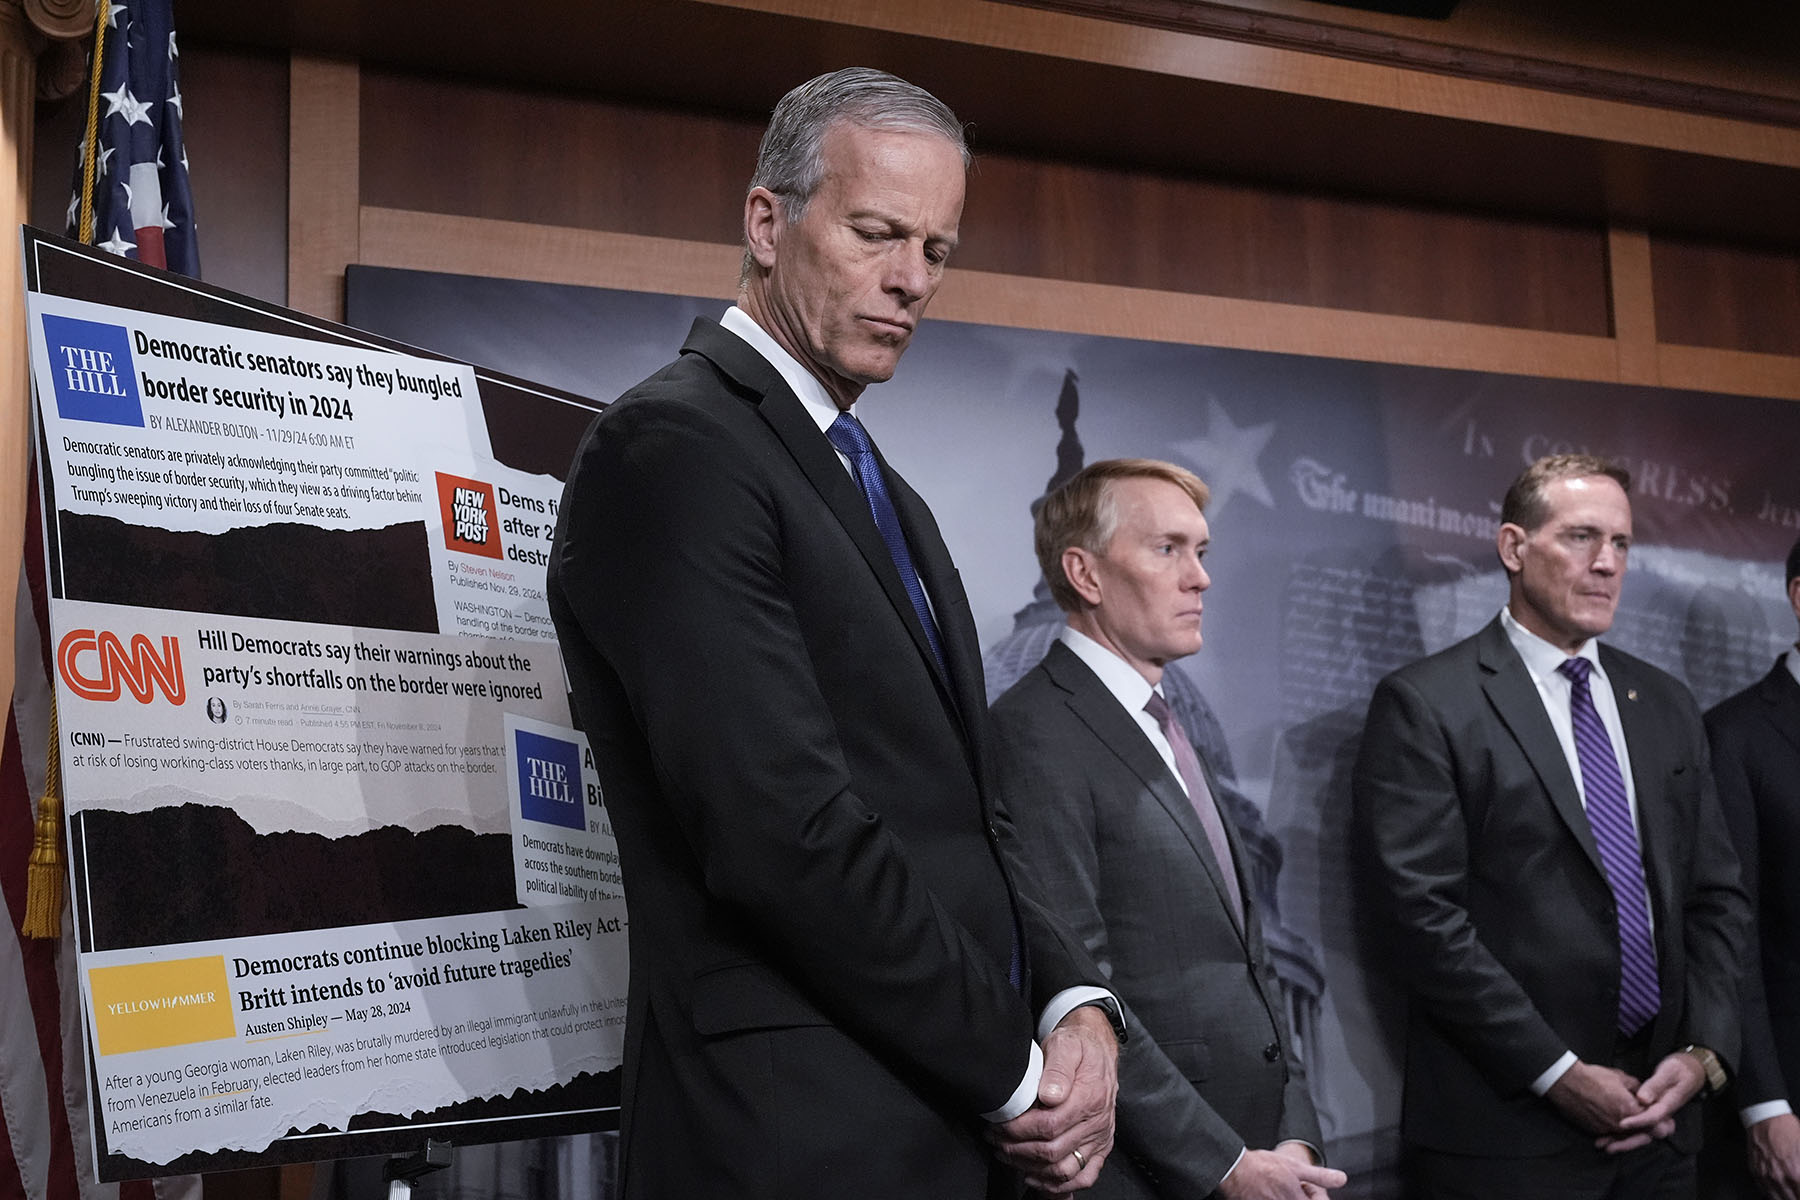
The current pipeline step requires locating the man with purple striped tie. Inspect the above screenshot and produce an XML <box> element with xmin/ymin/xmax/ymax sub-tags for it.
<box><xmin>1355</xmin><ymin>453</ymin><xmax>1748</xmax><ymax>1198</ymax></box>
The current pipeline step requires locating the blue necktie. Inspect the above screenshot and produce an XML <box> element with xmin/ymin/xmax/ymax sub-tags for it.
<box><xmin>825</xmin><ymin>413</ymin><xmax>948</xmax><ymax>677</ymax></box>
<box><xmin>827</xmin><ymin>413</ymin><xmax>1019</xmax><ymax>991</ymax></box>
<box><xmin>1559</xmin><ymin>657</ymin><xmax>1660</xmax><ymax>1035</ymax></box>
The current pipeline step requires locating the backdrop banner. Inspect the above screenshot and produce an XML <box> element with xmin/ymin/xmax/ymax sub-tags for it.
<box><xmin>347</xmin><ymin>264</ymin><xmax>1799</xmax><ymax>1195</ymax></box>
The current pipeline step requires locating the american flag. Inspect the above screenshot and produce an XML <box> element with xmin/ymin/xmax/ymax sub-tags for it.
<box><xmin>66</xmin><ymin>0</ymin><xmax>198</xmax><ymax>274</ymax></box>
<box><xmin>7</xmin><ymin>4</ymin><xmax>202</xmax><ymax>1198</ymax></box>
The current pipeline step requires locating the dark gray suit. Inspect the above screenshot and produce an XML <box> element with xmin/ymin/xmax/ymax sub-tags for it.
<box><xmin>1354</xmin><ymin>616</ymin><xmax>1747</xmax><ymax>1167</ymax></box>
<box><xmin>1702</xmin><ymin>657</ymin><xmax>1800</xmax><ymax>1193</ymax></box>
<box><xmin>992</xmin><ymin>640</ymin><xmax>1321</xmax><ymax>1198</ymax></box>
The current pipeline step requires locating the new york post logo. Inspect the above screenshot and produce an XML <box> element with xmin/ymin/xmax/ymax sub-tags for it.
<box><xmin>40</xmin><ymin>315</ymin><xmax>144</xmax><ymax>428</ymax></box>
<box><xmin>435</xmin><ymin>472</ymin><xmax>503</xmax><ymax>560</ymax></box>
<box><xmin>515</xmin><ymin>730</ymin><xmax>583</xmax><ymax>830</ymax></box>
<box><xmin>57</xmin><ymin>629</ymin><xmax>186</xmax><ymax>705</ymax></box>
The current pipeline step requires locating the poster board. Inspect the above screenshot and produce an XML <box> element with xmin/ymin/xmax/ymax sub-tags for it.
<box><xmin>24</xmin><ymin>230</ymin><xmax>624</xmax><ymax>1179</ymax></box>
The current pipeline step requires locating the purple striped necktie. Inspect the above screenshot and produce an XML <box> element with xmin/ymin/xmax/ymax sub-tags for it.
<box><xmin>1144</xmin><ymin>691</ymin><xmax>1243</xmax><ymax>922</ymax></box>
<box><xmin>1558</xmin><ymin>656</ymin><xmax>1659</xmax><ymax>1035</ymax></box>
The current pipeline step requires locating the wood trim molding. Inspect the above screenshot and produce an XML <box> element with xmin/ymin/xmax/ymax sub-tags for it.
<box><xmin>1657</xmin><ymin>344</ymin><xmax>1800</xmax><ymax>403</ymax></box>
<box><xmin>356</xmin><ymin>206</ymin><xmax>1799</xmax><ymax>401</ymax></box>
<box><xmin>698</xmin><ymin>0</ymin><xmax>1800</xmax><ymax>168</ymax></box>
<box><xmin>997</xmin><ymin>0</ymin><xmax>1800</xmax><ymax>130</ymax></box>
<box><xmin>287</xmin><ymin>55</ymin><xmax>359</xmax><ymax>321</ymax></box>
<box><xmin>1607</xmin><ymin>228</ymin><xmax>1657</xmax><ymax>386</ymax></box>
<box><xmin>358</xmin><ymin>207</ymin><xmax>739</xmax><ymax>300</ymax></box>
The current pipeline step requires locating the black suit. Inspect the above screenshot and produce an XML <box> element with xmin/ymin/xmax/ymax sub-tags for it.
<box><xmin>991</xmin><ymin>641</ymin><xmax>1321</xmax><ymax>1198</ymax></box>
<box><xmin>1354</xmin><ymin>617</ymin><xmax>1746</xmax><ymax>1171</ymax></box>
<box><xmin>1702</xmin><ymin>657</ymin><xmax>1800</xmax><ymax>1192</ymax></box>
<box><xmin>548</xmin><ymin>318</ymin><xmax>1090</xmax><ymax>1199</ymax></box>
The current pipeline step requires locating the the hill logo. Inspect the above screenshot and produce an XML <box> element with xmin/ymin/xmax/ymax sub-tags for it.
<box><xmin>40</xmin><ymin>314</ymin><xmax>144</xmax><ymax>427</ymax></box>
<box><xmin>515</xmin><ymin>729</ymin><xmax>584</xmax><ymax>831</ymax></box>
<box><xmin>436</xmin><ymin>472</ymin><xmax>503</xmax><ymax>560</ymax></box>
<box><xmin>57</xmin><ymin>629</ymin><xmax>186</xmax><ymax>705</ymax></box>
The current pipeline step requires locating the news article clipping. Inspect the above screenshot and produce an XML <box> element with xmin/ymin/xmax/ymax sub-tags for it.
<box><xmin>28</xmin><ymin>289</ymin><xmax>625</xmax><ymax>1168</ymax></box>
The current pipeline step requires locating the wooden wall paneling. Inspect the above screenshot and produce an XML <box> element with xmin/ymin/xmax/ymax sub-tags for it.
<box><xmin>357</xmin><ymin>208</ymin><xmax>1800</xmax><ymax>402</ymax></box>
<box><xmin>184</xmin><ymin>46</ymin><xmax>289</xmax><ymax>306</ymax></box>
<box><xmin>278</xmin><ymin>1162</ymin><xmax>315</xmax><ymax>1200</ymax></box>
<box><xmin>353</xmin><ymin>66</ymin><xmax>1612</xmax><ymax>334</ymax></box>
<box><xmin>1651</xmin><ymin>236</ymin><xmax>1800</xmax><ymax>359</ymax></box>
<box><xmin>354</xmin><ymin>207</ymin><xmax>1614</xmax><ymax>372</ymax></box>
<box><xmin>287</xmin><ymin>55</ymin><xmax>359</xmax><ymax>321</ymax></box>
<box><xmin>698</xmin><ymin>0</ymin><xmax>1800</xmax><ymax>169</ymax></box>
<box><xmin>1606</xmin><ymin>227</ymin><xmax>1657</xmax><ymax>384</ymax></box>
<box><xmin>358</xmin><ymin>69</ymin><xmax>756</xmax><ymax>246</ymax></box>
<box><xmin>959</xmin><ymin>153</ymin><xmax>1611</xmax><ymax>332</ymax></box>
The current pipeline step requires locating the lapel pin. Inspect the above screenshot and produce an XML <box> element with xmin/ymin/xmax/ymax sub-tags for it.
<box><xmin>1627</xmin><ymin>689</ymin><xmax>1638</xmax><ymax>701</ymax></box>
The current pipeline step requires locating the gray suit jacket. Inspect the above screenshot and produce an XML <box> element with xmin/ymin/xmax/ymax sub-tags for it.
<box><xmin>992</xmin><ymin>640</ymin><xmax>1321</xmax><ymax>1198</ymax></box>
<box><xmin>1354</xmin><ymin>616</ymin><xmax>1747</xmax><ymax>1157</ymax></box>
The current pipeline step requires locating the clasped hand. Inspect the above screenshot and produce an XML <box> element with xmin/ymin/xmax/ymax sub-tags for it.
<box><xmin>1545</xmin><ymin>1054</ymin><xmax>1705</xmax><ymax>1154</ymax></box>
<box><xmin>986</xmin><ymin>1005</ymin><xmax>1118</xmax><ymax>1194</ymax></box>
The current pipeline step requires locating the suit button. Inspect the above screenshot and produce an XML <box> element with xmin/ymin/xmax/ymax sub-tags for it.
<box><xmin>1264</xmin><ymin>1042</ymin><xmax>1280</xmax><ymax>1062</ymax></box>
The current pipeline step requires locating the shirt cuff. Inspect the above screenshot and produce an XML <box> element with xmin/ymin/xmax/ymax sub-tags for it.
<box><xmin>1217</xmin><ymin>1146</ymin><xmax>1248</xmax><ymax>1185</ymax></box>
<box><xmin>1036</xmin><ymin>985</ymin><xmax>1119</xmax><ymax>1043</ymax></box>
<box><xmin>1743</xmin><ymin>1100</ymin><xmax>1794</xmax><ymax>1128</ymax></box>
<box><xmin>1531</xmin><ymin>1051</ymin><xmax>1578</xmax><ymax>1096</ymax></box>
<box><xmin>982</xmin><ymin>1040</ymin><xmax>1043</xmax><ymax>1123</ymax></box>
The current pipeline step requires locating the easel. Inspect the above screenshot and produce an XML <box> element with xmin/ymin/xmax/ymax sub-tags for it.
<box><xmin>383</xmin><ymin>1140</ymin><xmax>452</xmax><ymax>1200</ymax></box>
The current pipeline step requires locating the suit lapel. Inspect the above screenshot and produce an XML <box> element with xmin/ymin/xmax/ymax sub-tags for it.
<box><xmin>1476</xmin><ymin>619</ymin><xmax>1606</xmax><ymax>877</ymax></box>
<box><xmin>887</xmin><ymin>469</ymin><xmax>988</xmax><ymax>765</ymax></box>
<box><xmin>1044</xmin><ymin>643</ymin><xmax>1249</xmax><ymax>945</ymax></box>
<box><xmin>1760</xmin><ymin>659</ymin><xmax>1800</xmax><ymax>759</ymax></box>
<box><xmin>680</xmin><ymin>319</ymin><xmax>966</xmax><ymax>726</ymax></box>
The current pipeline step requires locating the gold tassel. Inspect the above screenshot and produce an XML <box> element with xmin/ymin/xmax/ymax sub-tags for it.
<box><xmin>75</xmin><ymin>0</ymin><xmax>109</xmax><ymax>244</ymax></box>
<box><xmin>23</xmin><ymin>698</ymin><xmax>63</xmax><ymax>940</ymax></box>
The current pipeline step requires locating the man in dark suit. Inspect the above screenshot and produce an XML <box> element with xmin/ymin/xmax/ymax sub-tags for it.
<box><xmin>548</xmin><ymin>69</ymin><xmax>1120</xmax><ymax>1200</ymax></box>
<box><xmin>1354</xmin><ymin>453</ymin><xmax>1747</xmax><ymax>1197</ymax></box>
<box><xmin>992</xmin><ymin>458</ymin><xmax>1345</xmax><ymax>1200</ymax></box>
<box><xmin>1703</xmin><ymin>537</ymin><xmax>1800</xmax><ymax>1200</ymax></box>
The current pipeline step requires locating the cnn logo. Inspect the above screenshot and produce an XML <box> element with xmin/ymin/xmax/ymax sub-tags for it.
<box><xmin>57</xmin><ymin>630</ymin><xmax>186</xmax><ymax>705</ymax></box>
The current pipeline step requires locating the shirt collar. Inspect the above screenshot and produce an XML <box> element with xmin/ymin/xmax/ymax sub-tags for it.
<box><xmin>1500</xmin><ymin>604</ymin><xmax>1602</xmax><ymax>681</ymax></box>
<box><xmin>720</xmin><ymin>305</ymin><xmax>849</xmax><ymax>436</ymax></box>
<box><xmin>1786</xmin><ymin>644</ymin><xmax>1800</xmax><ymax>688</ymax></box>
<box><xmin>1059</xmin><ymin>625</ymin><xmax>1159</xmax><ymax>715</ymax></box>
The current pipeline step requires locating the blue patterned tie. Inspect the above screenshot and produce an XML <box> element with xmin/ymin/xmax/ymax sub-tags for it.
<box><xmin>1559</xmin><ymin>657</ymin><xmax>1660</xmax><ymax>1035</ymax></box>
<box><xmin>828</xmin><ymin>414</ymin><xmax>1018</xmax><ymax>991</ymax></box>
<box><xmin>826</xmin><ymin>413</ymin><xmax>948</xmax><ymax>677</ymax></box>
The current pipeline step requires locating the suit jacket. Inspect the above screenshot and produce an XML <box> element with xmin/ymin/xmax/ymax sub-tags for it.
<box><xmin>991</xmin><ymin>641</ymin><xmax>1321</xmax><ymax>1198</ymax></box>
<box><xmin>548</xmin><ymin>318</ymin><xmax>1091</xmax><ymax>1199</ymax></box>
<box><xmin>1353</xmin><ymin>616</ymin><xmax>1747</xmax><ymax>1156</ymax></box>
<box><xmin>1706</xmin><ymin>657</ymin><xmax>1800</xmax><ymax>1111</ymax></box>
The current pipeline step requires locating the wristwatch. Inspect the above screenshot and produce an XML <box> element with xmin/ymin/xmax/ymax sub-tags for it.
<box><xmin>1680</xmin><ymin>1044</ymin><xmax>1728</xmax><ymax>1095</ymax></box>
